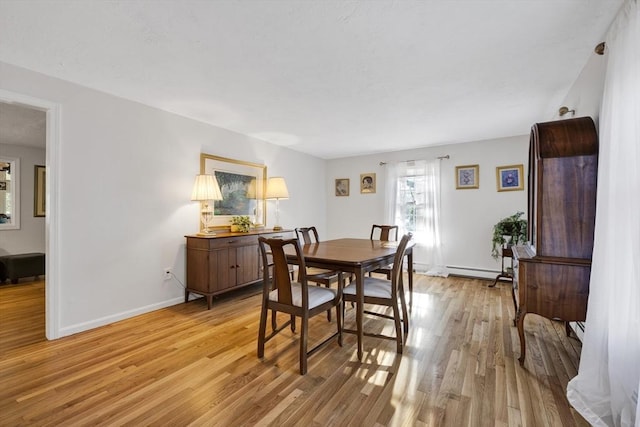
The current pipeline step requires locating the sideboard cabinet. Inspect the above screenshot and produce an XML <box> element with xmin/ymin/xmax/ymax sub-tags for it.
<box><xmin>185</xmin><ymin>230</ymin><xmax>294</xmax><ymax>309</ymax></box>
<box><xmin>515</xmin><ymin>116</ymin><xmax>598</xmax><ymax>365</ymax></box>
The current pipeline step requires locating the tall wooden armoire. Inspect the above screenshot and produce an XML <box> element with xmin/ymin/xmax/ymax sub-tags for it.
<box><xmin>513</xmin><ymin>116</ymin><xmax>598</xmax><ymax>365</ymax></box>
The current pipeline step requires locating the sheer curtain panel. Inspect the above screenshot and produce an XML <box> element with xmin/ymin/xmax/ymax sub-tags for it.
<box><xmin>566</xmin><ymin>1</ymin><xmax>640</xmax><ymax>426</ymax></box>
<box><xmin>384</xmin><ymin>160</ymin><xmax>448</xmax><ymax>277</ymax></box>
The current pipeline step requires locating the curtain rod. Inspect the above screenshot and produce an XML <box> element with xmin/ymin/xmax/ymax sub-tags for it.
<box><xmin>379</xmin><ymin>155</ymin><xmax>449</xmax><ymax>166</ymax></box>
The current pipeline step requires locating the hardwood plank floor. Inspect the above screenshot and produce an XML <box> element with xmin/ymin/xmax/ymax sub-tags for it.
<box><xmin>0</xmin><ymin>275</ymin><xmax>587</xmax><ymax>426</ymax></box>
<box><xmin>0</xmin><ymin>279</ymin><xmax>45</xmax><ymax>354</ymax></box>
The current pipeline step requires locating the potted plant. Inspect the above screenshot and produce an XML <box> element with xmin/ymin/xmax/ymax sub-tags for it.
<box><xmin>491</xmin><ymin>211</ymin><xmax>528</xmax><ymax>259</ymax></box>
<box><xmin>230</xmin><ymin>215</ymin><xmax>252</xmax><ymax>233</ymax></box>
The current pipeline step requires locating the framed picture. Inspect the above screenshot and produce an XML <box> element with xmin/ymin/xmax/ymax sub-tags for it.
<box><xmin>496</xmin><ymin>164</ymin><xmax>524</xmax><ymax>191</ymax></box>
<box><xmin>455</xmin><ymin>164</ymin><xmax>479</xmax><ymax>189</ymax></box>
<box><xmin>335</xmin><ymin>178</ymin><xmax>349</xmax><ymax>196</ymax></box>
<box><xmin>34</xmin><ymin>165</ymin><xmax>46</xmax><ymax>217</ymax></box>
<box><xmin>201</xmin><ymin>154</ymin><xmax>267</xmax><ymax>228</ymax></box>
<box><xmin>360</xmin><ymin>173</ymin><xmax>376</xmax><ymax>194</ymax></box>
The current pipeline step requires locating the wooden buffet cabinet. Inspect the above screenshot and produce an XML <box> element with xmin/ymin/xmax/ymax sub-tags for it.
<box><xmin>513</xmin><ymin>117</ymin><xmax>598</xmax><ymax>365</ymax></box>
<box><xmin>185</xmin><ymin>229</ymin><xmax>294</xmax><ymax>309</ymax></box>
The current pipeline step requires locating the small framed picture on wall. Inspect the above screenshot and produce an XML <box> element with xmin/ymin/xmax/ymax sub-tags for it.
<box><xmin>360</xmin><ymin>173</ymin><xmax>376</xmax><ymax>193</ymax></box>
<box><xmin>496</xmin><ymin>164</ymin><xmax>524</xmax><ymax>191</ymax></box>
<box><xmin>335</xmin><ymin>178</ymin><xmax>349</xmax><ymax>196</ymax></box>
<box><xmin>455</xmin><ymin>165</ymin><xmax>479</xmax><ymax>189</ymax></box>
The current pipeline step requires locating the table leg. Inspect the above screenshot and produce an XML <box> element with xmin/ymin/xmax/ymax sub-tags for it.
<box><xmin>407</xmin><ymin>251</ymin><xmax>414</xmax><ymax>309</ymax></box>
<box><xmin>356</xmin><ymin>268</ymin><xmax>364</xmax><ymax>361</ymax></box>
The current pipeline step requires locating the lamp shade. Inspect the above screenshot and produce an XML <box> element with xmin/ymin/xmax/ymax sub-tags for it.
<box><xmin>265</xmin><ymin>177</ymin><xmax>289</xmax><ymax>200</ymax></box>
<box><xmin>191</xmin><ymin>174</ymin><xmax>223</xmax><ymax>201</ymax></box>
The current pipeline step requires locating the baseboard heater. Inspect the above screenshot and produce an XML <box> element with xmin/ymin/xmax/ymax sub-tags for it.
<box><xmin>446</xmin><ymin>265</ymin><xmax>500</xmax><ymax>280</ymax></box>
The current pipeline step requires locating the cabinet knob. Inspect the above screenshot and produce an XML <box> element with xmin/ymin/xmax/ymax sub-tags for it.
<box><xmin>230</xmin><ymin>265</ymin><xmax>235</xmax><ymax>269</ymax></box>
<box><xmin>228</xmin><ymin>240</ymin><xmax>236</xmax><ymax>244</ymax></box>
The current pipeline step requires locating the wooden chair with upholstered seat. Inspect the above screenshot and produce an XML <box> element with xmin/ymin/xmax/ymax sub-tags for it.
<box><xmin>295</xmin><ymin>226</ymin><xmax>345</xmax><ymax>320</ymax></box>
<box><xmin>342</xmin><ymin>233</ymin><xmax>412</xmax><ymax>353</ymax></box>
<box><xmin>257</xmin><ymin>237</ymin><xmax>342</xmax><ymax>375</ymax></box>
<box><xmin>369</xmin><ymin>224</ymin><xmax>399</xmax><ymax>279</ymax></box>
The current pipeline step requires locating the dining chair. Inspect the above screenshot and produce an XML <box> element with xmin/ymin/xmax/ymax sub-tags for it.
<box><xmin>369</xmin><ymin>224</ymin><xmax>399</xmax><ymax>279</ymax></box>
<box><xmin>295</xmin><ymin>226</ymin><xmax>345</xmax><ymax>321</ymax></box>
<box><xmin>257</xmin><ymin>237</ymin><xmax>342</xmax><ymax>375</ymax></box>
<box><xmin>342</xmin><ymin>233</ymin><xmax>412</xmax><ymax>353</ymax></box>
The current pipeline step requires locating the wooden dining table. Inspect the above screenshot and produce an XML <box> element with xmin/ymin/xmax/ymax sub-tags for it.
<box><xmin>284</xmin><ymin>238</ymin><xmax>414</xmax><ymax>360</ymax></box>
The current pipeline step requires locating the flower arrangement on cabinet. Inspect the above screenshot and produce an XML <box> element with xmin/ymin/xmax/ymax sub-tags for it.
<box><xmin>230</xmin><ymin>215</ymin><xmax>252</xmax><ymax>233</ymax></box>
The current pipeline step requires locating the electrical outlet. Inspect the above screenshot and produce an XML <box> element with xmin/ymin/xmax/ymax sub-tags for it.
<box><xmin>163</xmin><ymin>268</ymin><xmax>172</xmax><ymax>281</ymax></box>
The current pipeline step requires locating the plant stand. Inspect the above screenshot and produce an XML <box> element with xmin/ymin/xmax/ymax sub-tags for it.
<box><xmin>489</xmin><ymin>246</ymin><xmax>513</xmax><ymax>287</ymax></box>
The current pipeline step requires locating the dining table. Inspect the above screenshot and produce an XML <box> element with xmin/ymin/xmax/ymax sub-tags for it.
<box><xmin>284</xmin><ymin>238</ymin><xmax>414</xmax><ymax>360</ymax></box>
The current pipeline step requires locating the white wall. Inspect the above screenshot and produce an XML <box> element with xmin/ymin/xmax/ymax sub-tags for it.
<box><xmin>555</xmin><ymin>49</ymin><xmax>607</xmax><ymax>124</ymax></box>
<box><xmin>0</xmin><ymin>61</ymin><xmax>326</xmax><ymax>336</ymax></box>
<box><xmin>324</xmin><ymin>48</ymin><xmax>609</xmax><ymax>279</ymax></box>
<box><xmin>326</xmin><ymin>135</ymin><xmax>529</xmax><ymax>277</ymax></box>
<box><xmin>0</xmin><ymin>144</ymin><xmax>46</xmax><ymax>255</ymax></box>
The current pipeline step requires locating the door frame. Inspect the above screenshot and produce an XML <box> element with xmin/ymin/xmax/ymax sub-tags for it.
<box><xmin>0</xmin><ymin>89</ymin><xmax>61</xmax><ymax>339</ymax></box>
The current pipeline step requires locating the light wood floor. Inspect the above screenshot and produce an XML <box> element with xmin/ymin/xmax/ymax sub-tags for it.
<box><xmin>0</xmin><ymin>275</ymin><xmax>587</xmax><ymax>426</ymax></box>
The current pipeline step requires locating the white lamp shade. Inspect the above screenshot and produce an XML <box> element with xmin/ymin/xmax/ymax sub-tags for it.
<box><xmin>191</xmin><ymin>174</ymin><xmax>223</xmax><ymax>201</ymax></box>
<box><xmin>265</xmin><ymin>177</ymin><xmax>289</xmax><ymax>200</ymax></box>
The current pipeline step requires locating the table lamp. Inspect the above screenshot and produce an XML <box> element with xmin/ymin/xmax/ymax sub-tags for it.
<box><xmin>266</xmin><ymin>177</ymin><xmax>289</xmax><ymax>231</ymax></box>
<box><xmin>191</xmin><ymin>174</ymin><xmax>223</xmax><ymax>235</ymax></box>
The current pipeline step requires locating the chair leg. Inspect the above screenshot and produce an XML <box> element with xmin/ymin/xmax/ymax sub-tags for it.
<box><xmin>326</xmin><ymin>283</ymin><xmax>332</xmax><ymax>322</ymax></box>
<box><xmin>392</xmin><ymin>301</ymin><xmax>403</xmax><ymax>354</ymax></box>
<box><xmin>299</xmin><ymin>315</ymin><xmax>309</xmax><ymax>375</ymax></box>
<box><xmin>258</xmin><ymin>304</ymin><xmax>268</xmax><ymax>358</ymax></box>
<box><xmin>291</xmin><ymin>315</ymin><xmax>296</xmax><ymax>332</ymax></box>
<box><xmin>271</xmin><ymin>309</ymin><xmax>277</xmax><ymax>331</ymax></box>
<box><xmin>336</xmin><ymin>302</ymin><xmax>343</xmax><ymax>347</ymax></box>
<box><xmin>399</xmin><ymin>285</ymin><xmax>410</xmax><ymax>334</ymax></box>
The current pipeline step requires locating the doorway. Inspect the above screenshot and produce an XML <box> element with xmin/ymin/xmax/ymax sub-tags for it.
<box><xmin>0</xmin><ymin>89</ymin><xmax>60</xmax><ymax>340</ymax></box>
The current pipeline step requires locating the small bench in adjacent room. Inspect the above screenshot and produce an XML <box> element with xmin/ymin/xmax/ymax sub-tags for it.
<box><xmin>0</xmin><ymin>253</ymin><xmax>45</xmax><ymax>284</ymax></box>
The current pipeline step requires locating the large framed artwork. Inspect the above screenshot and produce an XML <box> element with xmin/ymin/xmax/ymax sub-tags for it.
<box><xmin>200</xmin><ymin>154</ymin><xmax>267</xmax><ymax>228</ymax></box>
<box><xmin>496</xmin><ymin>164</ymin><xmax>524</xmax><ymax>192</ymax></box>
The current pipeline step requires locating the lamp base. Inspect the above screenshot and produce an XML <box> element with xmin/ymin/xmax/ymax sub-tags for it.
<box><xmin>197</xmin><ymin>228</ymin><xmax>217</xmax><ymax>236</ymax></box>
<box><xmin>273</xmin><ymin>225</ymin><xmax>283</xmax><ymax>231</ymax></box>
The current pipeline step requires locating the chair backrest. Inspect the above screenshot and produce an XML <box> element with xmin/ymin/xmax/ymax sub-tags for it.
<box><xmin>390</xmin><ymin>233</ymin><xmax>412</xmax><ymax>294</ymax></box>
<box><xmin>295</xmin><ymin>226</ymin><xmax>320</xmax><ymax>244</ymax></box>
<box><xmin>258</xmin><ymin>237</ymin><xmax>309</xmax><ymax>307</ymax></box>
<box><xmin>370</xmin><ymin>224</ymin><xmax>399</xmax><ymax>242</ymax></box>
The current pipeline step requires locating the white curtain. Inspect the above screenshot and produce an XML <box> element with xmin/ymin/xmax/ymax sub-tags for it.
<box><xmin>384</xmin><ymin>160</ymin><xmax>448</xmax><ymax>277</ymax></box>
<box><xmin>566</xmin><ymin>1</ymin><xmax>640</xmax><ymax>426</ymax></box>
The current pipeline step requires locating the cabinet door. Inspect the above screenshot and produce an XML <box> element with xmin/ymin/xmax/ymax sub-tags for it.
<box><xmin>209</xmin><ymin>248</ymin><xmax>235</xmax><ymax>292</ymax></box>
<box><xmin>236</xmin><ymin>244</ymin><xmax>260</xmax><ymax>285</ymax></box>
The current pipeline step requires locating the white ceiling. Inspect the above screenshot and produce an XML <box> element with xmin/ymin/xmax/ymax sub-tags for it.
<box><xmin>0</xmin><ymin>1</ymin><xmax>622</xmax><ymax>159</ymax></box>
<box><xmin>0</xmin><ymin>102</ymin><xmax>46</xmax><ymax>148</ymax></box>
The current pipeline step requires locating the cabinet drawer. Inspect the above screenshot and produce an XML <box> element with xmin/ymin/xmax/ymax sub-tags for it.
<box><xmin>259</xmin><ymin>231</ymin><xmax>294</xmax><ymax>240</ymax></box>
<box><xmin>207</xmin><ymin>235</ymin><xmax>257</xmax><ymax>249</ymax></box>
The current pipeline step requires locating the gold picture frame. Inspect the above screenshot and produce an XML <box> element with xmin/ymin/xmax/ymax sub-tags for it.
<box><xmin>34</xmin><ymin>165</ymin><xmax>46</xmax><ymax>217</ymax></box>
<box><xmin>335</xmin><ymin>178</ymin><xmax>349</xmax><ymax>196</ymax></box>
<box><xmin>360</xmin><ymin>173</ymin><xmax>376</xmax><ymax>194</ymax></box>
<box><xmin>200</xmin><ymin>154</ymin><xmax>267</xmax><ymax>228</ymax></box>
<box><xmin>496</xmin><ymin>164</ymin><xmax>524</xmax><ymax>192</ymax></box>
<box><xmin>455</xmin><ymin>164</ymin><xmax>479</xmax><ymax>189</ymax></box>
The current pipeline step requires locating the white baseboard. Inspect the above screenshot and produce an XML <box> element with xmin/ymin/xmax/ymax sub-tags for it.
<box><xmin>570</xmin><ymin>321</ymin><xmax>585</xmax><ymax>341</ymax></box>
<box><xmin>58</xmin><ymin>297</ymin><xmax>185</xmax><ymax>338</ymax></box>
